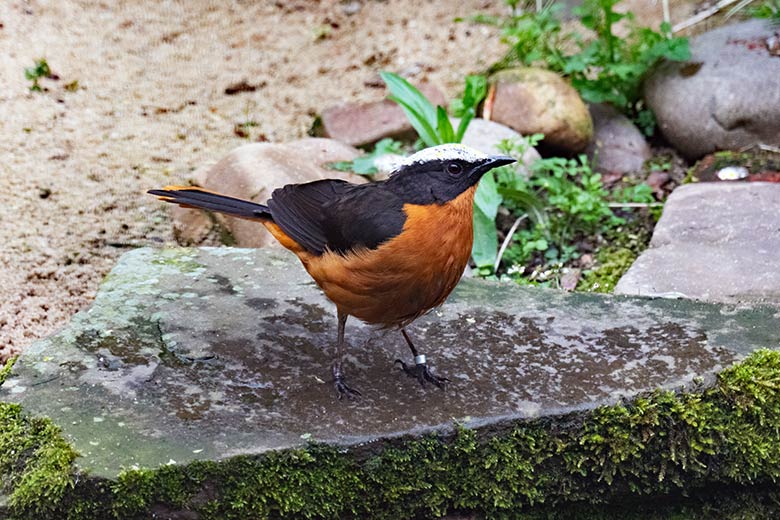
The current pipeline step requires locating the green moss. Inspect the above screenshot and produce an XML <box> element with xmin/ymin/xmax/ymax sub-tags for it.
<box><xmin>0</xmin><ymin>357</ymin><xmax>15</xmax><ymax>386</ymax></box>
<box><xmin>577</xmin><ymin>223</ymin><xmax>653</xmax><ymax>293</ymax></box>
<box><xmin>0</xmin><ymin>358</ymin><xmax>79</xmax><ymax>518</ymax></box>
<box><xmin>577</xmin><ymin>246</ymin><xmax>638</xmax><ymax>293</ymax></box>
<box><xmin>4</xmin><ymin>350</ymin><xmax>780</xmax><ymax>519</ymax></box>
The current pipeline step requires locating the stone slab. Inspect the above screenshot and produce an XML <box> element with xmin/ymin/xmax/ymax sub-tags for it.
<box><xmin>616</xmin><ymin>183</ymin><xmax>780</xmax><ymax>304</ymax></box>
<box><xmin>2</xmin><ymin>247</ymin><xmax>778</xmax><ymax>479</ymax></box>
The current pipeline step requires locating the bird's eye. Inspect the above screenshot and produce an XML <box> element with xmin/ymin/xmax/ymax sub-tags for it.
<box><xmin>446</xmin><ymin>162</ymin><xmax>462</xmax><ymax>176</ymax></box>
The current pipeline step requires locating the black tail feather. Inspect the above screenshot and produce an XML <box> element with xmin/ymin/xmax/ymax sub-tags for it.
<box><xmin>148</xmin><ymin>186</ymin><xmax>271</xmax><ymax>221</ymax></box>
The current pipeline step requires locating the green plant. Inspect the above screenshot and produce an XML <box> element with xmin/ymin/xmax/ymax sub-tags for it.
<box><xmin>339</xmin><ymin>72</ymin><xmax>485</xmax><ymax>178</ymax></box>
<box><xmin>501</xmin><ymin>154</ymin><xmax>619</xmax><ymax>269</ymax></box>
<box><xmin>24</xmin><ymin>58</ymin><xmax>51</xmax><ymax>92</ymax></box>
<box><xmin>484</xmin><ymin>139</ymin><xmax>656</xmax><ymax>284</ymax></box>
<box><xmin>746</xmin><ymin>0</ymin><xmax>780</xmax><ymax>20</ymax></box>
<box><xmin>381</xmin><ymin>71</ymin><xmax>515</xmax><ymax>270</ymax></box>
<box><xmin>471</xmin><ymin>134</ymin><xmax>547</xmax><ymax>272</ymax></box>
<box><xmin>475</xmin><ymin>0</ymin><xmax>690</xmax><ymax>134</ymax></box>
<box><xmin>577</xmin><ymin>225</ymin><xmax>652</xmax><ymax>293</ymax></box>
<box><xmin>380</xmin><ymin>71</ymin><xmax>486</xmax><ymax>147</ymax></box>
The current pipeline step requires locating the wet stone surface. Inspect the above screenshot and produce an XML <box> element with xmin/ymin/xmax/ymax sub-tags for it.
<box><xmin>2</xmin><ymin>248</ymin><xmax>778</xmax><ymax>478</ymax></box>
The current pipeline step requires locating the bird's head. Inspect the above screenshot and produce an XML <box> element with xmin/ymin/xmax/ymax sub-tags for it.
<box><xmin>385</xmin><ymin>143</ymin><xmax>516</xmax><ymax>204</ymax></box>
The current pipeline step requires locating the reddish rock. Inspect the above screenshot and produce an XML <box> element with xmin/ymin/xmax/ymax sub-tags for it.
<box><xmin>317</xmin><ymin>82</ymin><xmax>446</xmax><ymax>147</ymax></box>
<box><xmin>484</xmin><ymin>67</ymin><xmax>592</xmax><ymax>153</ymax></box>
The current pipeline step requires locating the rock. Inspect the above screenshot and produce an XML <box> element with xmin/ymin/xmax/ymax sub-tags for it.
<box><xmin>316</xmin><ymin>82</ymin><xmax>446</xmax><ymax>147</ymax></box>
<box><xmin>171</xmin><ymin>205</ymin><xmax>215</xmax><ymax>246</ymax></box>
<box><xmin>460</xmin><ymin>118</ymin><xmax>541</xmax><ymax>176</ymax></box>
<box><xmin>615</xmin><ymin>183</ymin><xmax>780</xmax><ymax>304</ymax></box>
<box><xmin>585</xmin><ymin>103</ymin><xmax>651</xmax><ymax>177</ymax></box>
<box><xmin>2</xmin><ymin>247</ymin><xmax>779</xmax><ymax>517</ymax></box>
<box><xmin>644</xmin><ymin>19</ymin><xmax>780</xmax><ymax>160</ymax></box>
<box><xmin>484</xmin><ymin>68</ymin><xmax>593</xmax><ymax>153</ymax></box>
<box><xmin>172</xmin><ymin>138</ymin><xmax>365</xmax><ymax>247</ymax></box>
<box><xmin>646</xmin><ymin>170</ymin><xmax>671</xmax><ymax>197</ymax></box>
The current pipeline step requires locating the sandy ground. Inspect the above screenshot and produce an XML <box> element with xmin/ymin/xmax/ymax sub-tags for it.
<box><xmin>0</xmin><ymin>0</ymin><xmax>513</xmax><ymax>360</ymax></box>
<box><xmin>0</xmin><ymin>0</ymin><xmax>705</xmax><ymax>361</ymax></box>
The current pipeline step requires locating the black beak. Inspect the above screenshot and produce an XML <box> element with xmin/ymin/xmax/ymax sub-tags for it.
<box><xmin>488</xmin><ymin>155</ymin><xmax>517</xmax><ymax>168</ymax></box>
<box><xmin>470</xmin><ymin>154</ymin><xmax>516</xmax><ymax>179</ymax></box>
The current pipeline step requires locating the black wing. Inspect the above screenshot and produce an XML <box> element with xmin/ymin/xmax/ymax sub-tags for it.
<box><xmin>321</xmin><ymin>184</ymin><xmax>406</xmax><ymax>255</ymax></box>
<box><xmin>267</xmin><ymin>180</ymin><xmax>406</xmax><ymax>256</ymax></box>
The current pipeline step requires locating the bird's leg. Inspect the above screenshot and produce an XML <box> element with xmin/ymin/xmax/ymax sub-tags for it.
<box><xmin>395</xmin><ymin>328</ymin><xmax>450</xmax><ymax>389</ymax></box>
<box><xmin>332</xmin><ymin>311</ymin><xmax>361</xmax><ymax>399</ymax></box>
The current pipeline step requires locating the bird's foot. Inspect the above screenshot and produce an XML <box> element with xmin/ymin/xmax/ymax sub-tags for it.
<box><xmin>395</xmin><ymin>355</ymin><xmax>450</xmax><ymax>389</ymax></box>
<box><xmin>332</xmin><ymin>366</ymin><xmax>362</xmax><ymax>400</ymax></box>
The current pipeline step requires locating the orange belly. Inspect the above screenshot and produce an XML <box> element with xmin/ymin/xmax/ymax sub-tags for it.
<box><xmin>267</xmin><ymin>186</ymin><xmax>476</xmax><ymax>327</ymax></box>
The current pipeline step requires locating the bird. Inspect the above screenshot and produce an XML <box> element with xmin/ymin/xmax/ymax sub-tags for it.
<box><xmin>149</xmin><ymin>143</ymin><xmax>515</xmax><ymax>398</ymax></box>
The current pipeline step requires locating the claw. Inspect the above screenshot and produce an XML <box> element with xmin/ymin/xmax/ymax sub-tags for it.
<box><xmin>332</xmin><ymin>365</ymin><xmax>362</xmax><ymax>400</ymax></box>
<box><xmin>395</xmin><ymin>359</ymin><xmax>450</xmax><ymax>389</ymax></box>
<box><xmin>334</xmin><ymin>376</ymin><xmax>362</xmax><ymax>400</ymax></box>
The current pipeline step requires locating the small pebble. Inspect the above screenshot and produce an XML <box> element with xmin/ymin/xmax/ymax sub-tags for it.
<box><xmin>717</xmin><ymin>166</ymin><xmax>749</xmax><ymax>180</ymax></box>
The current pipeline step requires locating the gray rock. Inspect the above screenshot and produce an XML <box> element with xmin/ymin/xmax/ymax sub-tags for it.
<box><xmin>586</xmin><ymin>103</ymin><xmax>651</xmax><ymax>177</ymax></box>
<box><xmin>3</xmin><ymin>246</ymin><xmax>777</xmax><ymax>481</ymax></box>
<box><xmin>172</xmin><ymin>138</ymin><xmax>365</xmax><ymax>247</ymax></box>
<box><xmin>461</xmin><ymin>118</ymin><xmax>541</xmax><ymax>176</ymax></box>
<box><xmin>316</xmin><ymin>82</ymin><xmax>446</xmax><ymax>147</ymax></box>
<box><xmin>484</xmin><ymin>68</ymin><xmax>593</xmax><ymax>153</ymax></box>
<box><xmin>615</xmin><ymin>183</ymin><xmax>780</xmax><ymax>303</ymax></box>
<box><xmin>644</xmin><ymin>19</ymin><xmax>780</xmax><ymax>160</ymax></box>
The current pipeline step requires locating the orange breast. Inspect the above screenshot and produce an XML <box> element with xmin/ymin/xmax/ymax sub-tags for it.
<box><xmin>301</xmin><ymin>186</ymin><xmax>477</xmax><ymax>327</ymax></box>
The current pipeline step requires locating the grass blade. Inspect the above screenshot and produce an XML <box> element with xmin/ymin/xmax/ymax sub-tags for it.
<box><xmin>455</xmin><ymin>108</ymin><xmax>474</xmax><ymax>142</ymax></box>
<box><xmin>388</xmin><ymin>95</ymin><xmax>441</xmax><ymax>147</ymax></box>
<box><xmin>381</xmin><ymin>71</ymin><xmax>438</xmax><ymax>128</ymax></box>
<box><xmin>436</xmin><ymin>106</ymin><xmax>456</xmax><ymax>143</ymax></box>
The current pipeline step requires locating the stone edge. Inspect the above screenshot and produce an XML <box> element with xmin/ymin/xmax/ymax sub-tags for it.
<box><xmin>2</xmin><ymin>349</ymin><xmax>780</xmax><ymax>519</ymax></box>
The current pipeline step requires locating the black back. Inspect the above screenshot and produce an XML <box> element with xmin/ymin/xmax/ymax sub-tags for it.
<box><xmin>267</xmin><ymin>180</ymin><xmax>406</xmax><ymax>256</ymax></box>
<box><xmin>265</xmin><ymin>150</ymin><xmax>507</xmax><ymax>257</ymax></box>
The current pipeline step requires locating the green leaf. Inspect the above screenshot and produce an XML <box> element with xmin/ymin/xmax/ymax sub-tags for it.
<box><xmin>381</xmin><ymin>71</ymin><xmax>442</xmax><ymax>146</ymax></box>
<box><xmin>500</xmin><ymin>187</ymin><xmax>549</xmax><ymax>232</ymax></box>
<box><xmin>388</xmin><ymin>94</ymin><xmax>441</xmax><ymax>147</ymax></box>
<box><xmin>474</xmin><ymin>172</ymin><xmax>503</xmax><ymax>220</ymax></box>
<box><xmin>470</xmin><ymin>172</ymin><xmax>504</xmax><ymax>268</ymax></box>
<box><xmin>436</xmin><ymin>106</ymin><xmax>456</xmax><ymax>143</ymax></box>
<box><xmin>326</xmin><ymin>161</ymin><xmax>355</xmax><ymax>172</ymax></box>
<box><xmin>471</xmin><ymin>205</ymin><xmax>499</xmax><ymax>269</ymax></box>
<box><xmin>455</xmin><ymin>109</ymin><xmax>474</xmax><ymax>143</ymax></box>
<box><xmin>459</xmin><ymin>75</ymin><xmax>487</xmax><ymax>114</ymax></box>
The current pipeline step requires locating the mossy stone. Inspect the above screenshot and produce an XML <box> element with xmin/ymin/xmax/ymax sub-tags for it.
<box><xmin>1</xmin><ymin>247</ymin><xmax>779</xmax><ymax>518</ymax></box>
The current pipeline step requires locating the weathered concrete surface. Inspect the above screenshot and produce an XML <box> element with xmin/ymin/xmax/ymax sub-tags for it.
<box><xmin>2</xmin><ymin>247</ymin><xmax>778</xmax><ymax>479</ymax></box>
<box><xmin>616</xmin><ymin>183</ymin><xmax>780</xmax><ymax>304</ymax></box>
